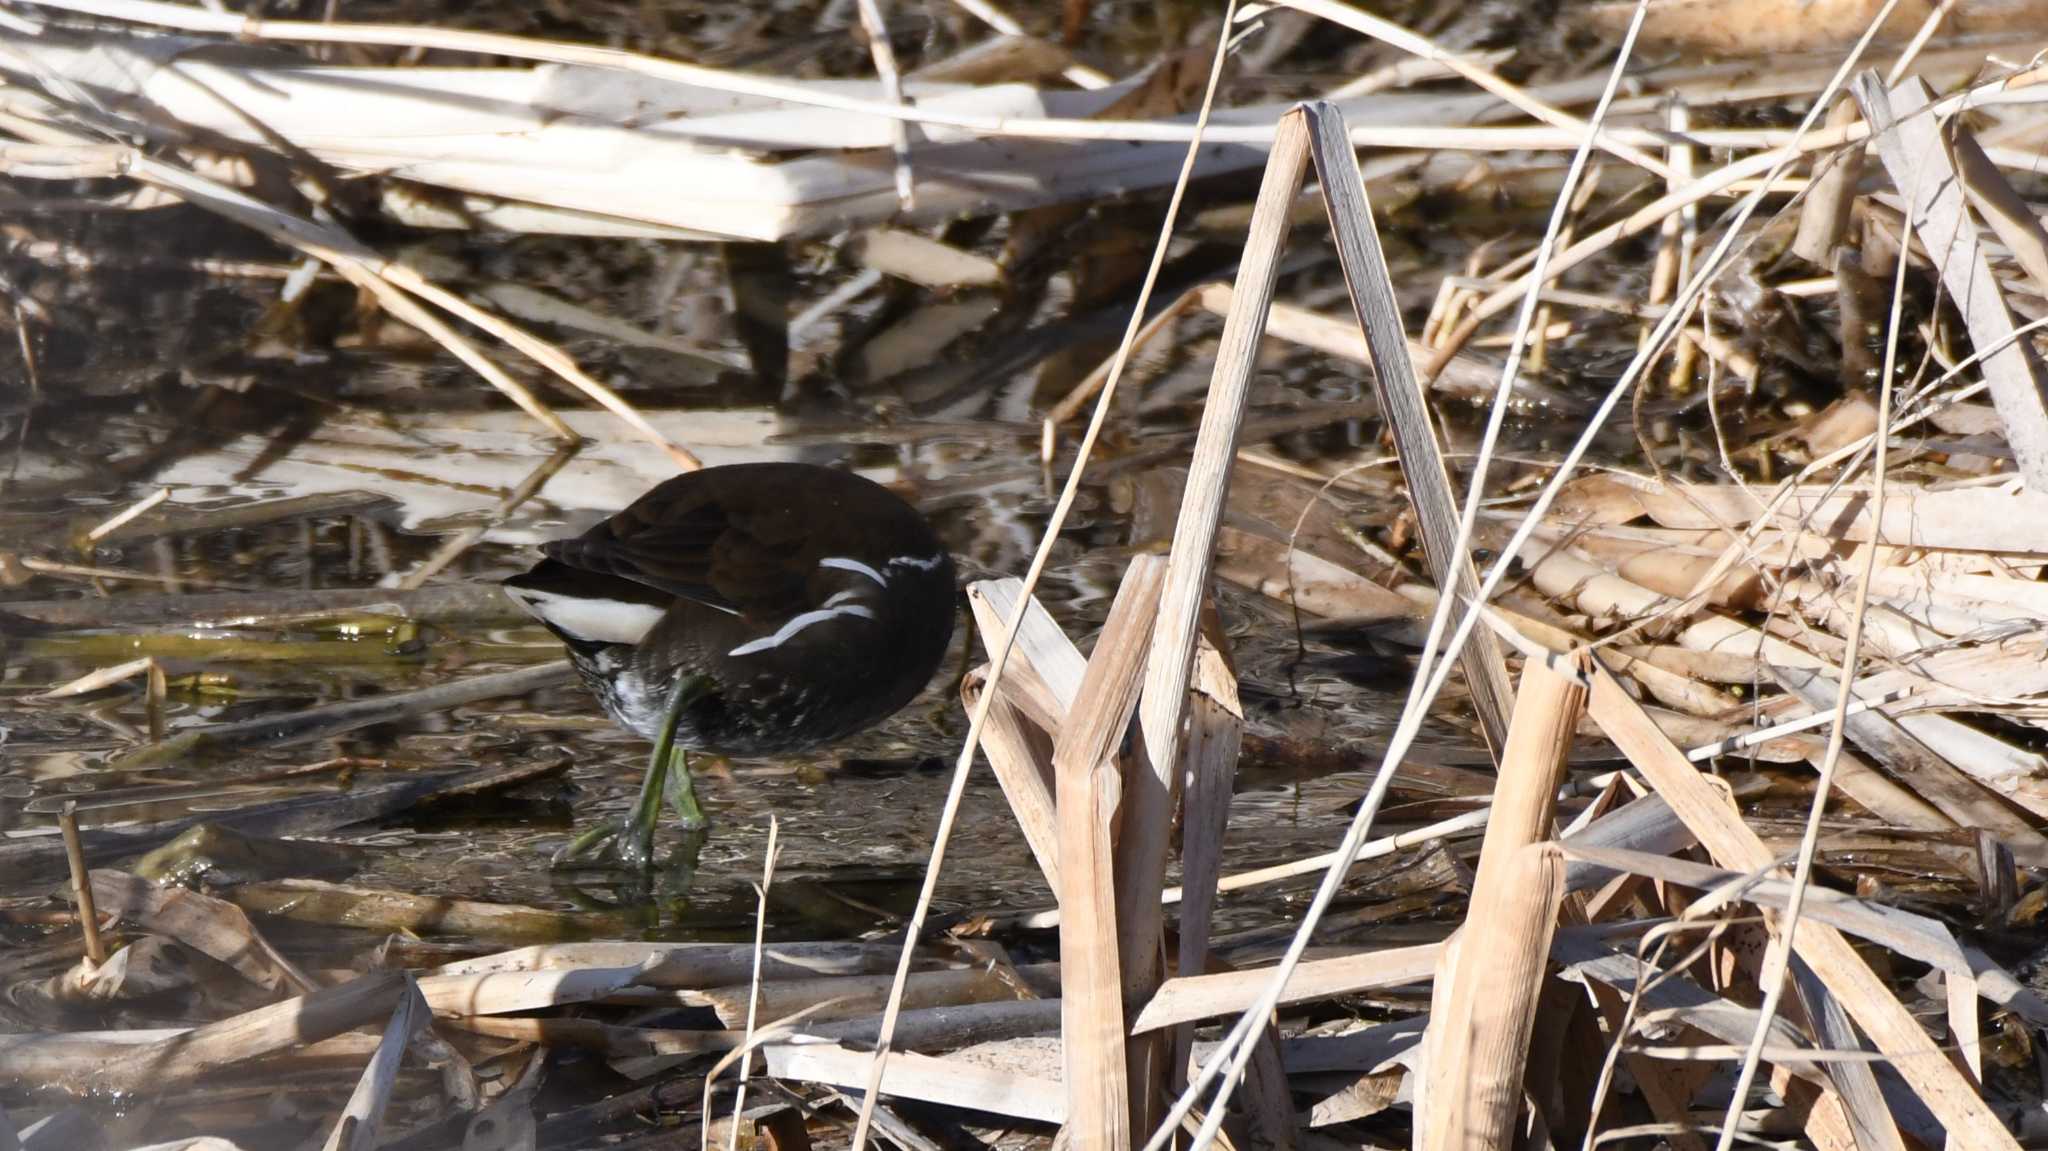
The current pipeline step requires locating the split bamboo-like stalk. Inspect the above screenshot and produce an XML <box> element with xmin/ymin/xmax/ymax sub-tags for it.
<box><xmin>1305</xmin><ymin>102</ymin><xmax>1516</xmax><ymax>756</ymax></box>
<box><xmin>1052</xmin><ymin>554</ymin><xmax>1167</xmax><ymax>1151</ymax></box>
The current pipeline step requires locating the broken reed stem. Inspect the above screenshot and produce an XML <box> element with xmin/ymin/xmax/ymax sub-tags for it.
<box><xmin>1120</xmin><ymin>103</ymin><xmax>1318</xmax><ymax>1140</ymax></box>
<box><xmin>1430</xmin><ymin>845</ymin><xmax>1567</xmax><ymax>1151</ymax></box>
<box><xmin>57</xmin><ymin>803</ymin><xmax>104</xmax><ymax>965</ymax></box>
<box><xmin>1119</xmin><ymin>102</ymin><xmax>1310</xmax><ymax>1151</ymax></box>
<box><xmin>1157</xmin><ymin>35</ymin><xmax>1659</xmax><ymax>1147</ymax></box>
<box><xmin>1423</xmin><ymin>654</ymin><xmax>1586</xmax><ymax>1151</ymax></box>
<box><xmin>321</xmin><ymin>976</ymin><xmax>429</xmax><ymax>1151</ymax></box>
<box><xmin>1858</xmin><ymin>73</ymin><xmax>2048</xmax><ymax>490</ymax></box>
<box><xmin>1053</xmin><ymin>555</ymin><xmax>1167</xmax><ymax>1151</ymax></box>
<box><xmin>958</xmin><ymin>671</ymin><xmax>1061</xmax><ymax>891</ymax></box>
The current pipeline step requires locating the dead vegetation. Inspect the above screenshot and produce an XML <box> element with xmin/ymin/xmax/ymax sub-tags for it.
<box><xmin>4</xmin><ymin>1</ymin><xmax>2048</xmax><ymax>1149</ymax></box>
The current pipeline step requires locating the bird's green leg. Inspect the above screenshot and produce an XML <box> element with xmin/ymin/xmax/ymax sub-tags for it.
<box><xmin>620</xmin><ymin>672</ymin><xmax>709</xmax><ymax>865</ymax></box>
<box><xmin>556</xmin><ymin>673</ymin><xmax>709</xmax><ymax>867</ymax></box>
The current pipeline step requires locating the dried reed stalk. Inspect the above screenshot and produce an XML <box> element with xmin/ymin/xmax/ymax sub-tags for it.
<box><xmin>92</xmin><ymin>870</ymin><xmax>312</xmax><ymax>994</ymax></box>
<box><xmin>1790</xmin><ymin>98</ymin><xmax>1865</xmax><ymax>265</ymax></box>
<box><xmin>846</xmin><ymin>16</ymin><xmax>1240</xmax><ymax>1141</ymax></box>
<box><xmin>959</xmin><ymin>674</ymin><xmax>1061</xmax><ymax>891</ymax></box>
<box><xmin>1053</xmin><ymin>554</ymin><xmax>1167</xmax><ymax>1150</ymax></box>
<box><xmin>963</xmin><ymin>577</ymin><xmax>1086</xmax><ymax>891</ymax></box>
<box><xmin>1427</xmin><ymin>844</ymin><xmax>1566</xmax><ymax>1151</ymax></box>
<box><xmin>726</xmin><ymin>817</ymin><xmax>781</xmax><ymax>1150</ymax></box>
<box><xmin>95</xmin><ymin>971</ymin><xmax>406</xmax><ymax>1092</ymax></box>
<box><xmin>1422</xmin><ymin>656</ymin><xmax>1585</xmax><ymax>1150</ymax></box>
<box><xmin>1133</xmin><ymin>944</ymin><xmax>1441</xmax><ymax>1033</ymax></box>
<box><xmin>55</xmin><ymin>804</ymin><xmax>103</xmax><ymax>966</ymax></box>
<box><xmin>1169</xmin><ymin>628</ymin><xmax>1244</xmax><ymax>1029</ymax></box>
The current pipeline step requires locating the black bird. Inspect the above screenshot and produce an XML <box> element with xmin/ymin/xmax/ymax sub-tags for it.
<box><xmin>504</xmin><ymin>462</ymin><xmax>957</xmax><ymax>865</ymax></box>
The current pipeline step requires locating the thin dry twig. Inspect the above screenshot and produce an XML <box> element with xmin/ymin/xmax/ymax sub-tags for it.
<box><xmin>727</xmin><ymin>817</ymin><xmax>783</xmax><ymax>1151</ymax></box>
<box><xmin>851</xmin><ymin>0</ymin><xmax>916</xmax><ymax>210</ymax></box>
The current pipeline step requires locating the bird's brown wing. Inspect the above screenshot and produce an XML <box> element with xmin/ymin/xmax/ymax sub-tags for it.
<box><xmin>542</xmin><ymin>480</ymin><xmax>815</xmax><ymax>622</ymax></box>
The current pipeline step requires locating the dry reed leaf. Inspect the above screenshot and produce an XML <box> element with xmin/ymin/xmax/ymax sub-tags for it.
<box><xmin>433</xmin><ymin>940</ymin><xmax>912</xmax><ymax>986</ymax></box>
<box><xmin>416</xmin><ymin>962</ymin><xmax>651</xmax><ymax>1016</ymax></box>
<box><xmin>91</xmin><ymin>870</ymin><xmax>311</xmax><ymax>995</ymax></box>
<box><xmin>1577</xmin><ymin>0</ymin><xmax>1998</xmax><ymax>54</ymax></box>
<box><xmin>1622</xmin><ymin>479</ymin><xmax>2048</xmax><ymax>552</ymax></box>
<box><xmin>683</xmin><ymin>965</ymin><xmax>1050</xmax><ymax>1027</ymax></box>
<box><xmin>1585</xmin><ymin>661</ymin><xmax>2023</xmax><ymax>1149</ymax></box>
<box><xmin>1773</xmin><ymin>666</ymin><xmax>2048</xmax><ymax>865</ymax></box>
<box><xmin>321</xmin><ymin>975</ymin><xmax>430</xmax><ymax>1151</ymax></box>
<box><xmin>1550</xmin><ymin>474</ymin><xmax>1652</xmax><ymax>525</ymax></box>
<box><xmin>1211</xmin><ymin>526</ymin><xmax>1420</xmax><ymax>623</ymax></box>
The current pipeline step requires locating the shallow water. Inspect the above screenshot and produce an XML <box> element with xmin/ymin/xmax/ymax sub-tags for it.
<box><xmin>0</xmin><ymin>197</ymin><xmax>1499</xmax><ymax>950</ymax></box>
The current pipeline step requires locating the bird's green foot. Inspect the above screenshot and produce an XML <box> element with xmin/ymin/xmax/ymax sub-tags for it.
<box><xmin>553</xmin><ymin>673</ymin><xmax>709</xmax><ymax>869</ymax></box>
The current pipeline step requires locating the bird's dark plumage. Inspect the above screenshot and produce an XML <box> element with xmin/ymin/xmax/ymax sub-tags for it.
<box><xmin>505</xmin><ymin>462</ymin><xmax>957</xmax><ymax>757</ymax></box>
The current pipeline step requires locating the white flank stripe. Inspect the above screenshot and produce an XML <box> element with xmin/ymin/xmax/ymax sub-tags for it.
<box><xmin>819</xmin><ymin>556</ymin><xmax>888</xmax><ymax>586</ymax></box>
<box><xmin>505</xmin><ymin>587</ymin><xmax>666</xmax><ymax>645</ymax></box>
<box><xmin>727</xmin><ymin>605</ymin><xmax>876</xmax><ymax>657</ymax></box>
<box><xmin>887</xmin><ymin>553</ymin><xmax>947</xmax><ymax>571</ymax></box>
